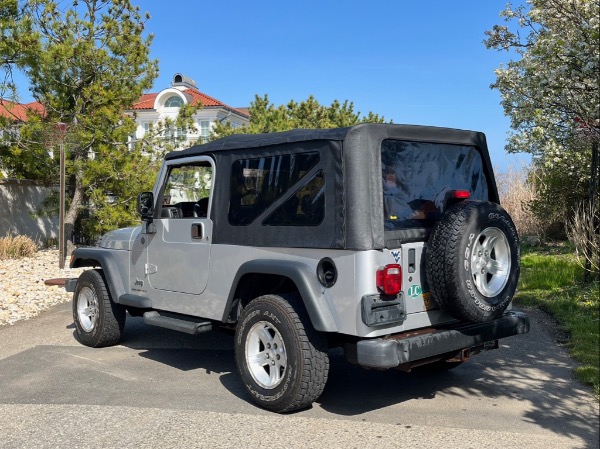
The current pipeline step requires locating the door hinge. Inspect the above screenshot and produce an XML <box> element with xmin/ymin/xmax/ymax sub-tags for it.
<box><xmin>145</xmin><ymin>263</ymin><xmax>157</xmax><ymax>275</ymax></box>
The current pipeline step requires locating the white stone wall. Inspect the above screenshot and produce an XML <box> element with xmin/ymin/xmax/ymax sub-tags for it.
<box><xmin>0</xmin><ymin>180</ymin><xmax>58</xmax><ymax>243</ymax></box>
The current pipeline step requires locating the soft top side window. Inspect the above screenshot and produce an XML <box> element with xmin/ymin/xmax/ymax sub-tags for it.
<box><xmin>229</xmin><ymin>152</ymin><xmax>320</xmax><ymax>226</ymax></box>
<box><xmin>263</xmin><ymin>170</ymin><xmax>325</xmax><ymax>226</ymax></box>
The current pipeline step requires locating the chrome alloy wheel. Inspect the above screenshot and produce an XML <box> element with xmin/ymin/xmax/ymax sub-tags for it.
<box><xmin>76</xmin><ymin>286</ymin><xmax>99</xmax><ymax>332</ymax></box>
<box><xmin>470</xmin><ymin>227</ymin><xmax>511</xmax><ymax>297</ymax></box>
<box><xmin>245</xmin><ymin>321</ymin><xmax>288</xmax><ymax>389</ymax></box>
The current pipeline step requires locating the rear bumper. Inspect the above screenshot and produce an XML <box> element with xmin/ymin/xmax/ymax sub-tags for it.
<box><xmin>348</xmin><ymin>311</ymin><xmax>530</xmax><ymax>369</ymax></box>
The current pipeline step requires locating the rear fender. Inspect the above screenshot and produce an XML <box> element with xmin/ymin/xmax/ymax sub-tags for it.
<box><xmin>225</xmin><ymin>259</ymin><xmax>339</xmax><ymax>333</ymax></box>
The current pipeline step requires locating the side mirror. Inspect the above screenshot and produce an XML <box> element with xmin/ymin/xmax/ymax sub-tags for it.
<box><xmin>137</xmin><ymin>192</ymin><xmax>154</xmax><ymax>221</ymax></box>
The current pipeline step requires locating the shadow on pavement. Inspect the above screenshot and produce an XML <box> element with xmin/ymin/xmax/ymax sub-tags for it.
<box><xmin>2</xmin><ymin>307</ymin><xmax>587</xmax><ymax>447</ymax></box>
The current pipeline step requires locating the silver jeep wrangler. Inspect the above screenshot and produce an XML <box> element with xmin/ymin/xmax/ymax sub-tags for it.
<box><xmin>67</xmin><ymin>123</ymin><xmax>529</xmax><ymax>412</ymax></box>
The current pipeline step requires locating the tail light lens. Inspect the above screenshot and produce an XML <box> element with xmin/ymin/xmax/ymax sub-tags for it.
<box><xmin>376</xmin><ymin>264</ymin><xmax>402</xmax><ymax>296</ymax></box>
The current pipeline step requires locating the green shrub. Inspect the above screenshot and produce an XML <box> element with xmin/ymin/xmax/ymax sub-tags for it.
<box><xmin>0</xmin><ymin>235</ymin><xmax>39</xmax><ymax>260</ymax></box>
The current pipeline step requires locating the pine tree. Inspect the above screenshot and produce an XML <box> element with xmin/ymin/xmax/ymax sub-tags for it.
<box><xmin>1</xmin><ymin>0</ymin><xmax>162</xmax><ymax>241</ymax></box>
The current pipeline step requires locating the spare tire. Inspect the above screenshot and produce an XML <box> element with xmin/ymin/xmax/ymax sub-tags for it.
<box><xmin>426</xmin><ymin>200</ymin><xmax>520</xmax><ymax>323</ymax></box>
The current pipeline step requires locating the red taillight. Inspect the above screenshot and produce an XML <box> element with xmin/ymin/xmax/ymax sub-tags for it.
<box><xmin>376</xmin><ymin>264</ymin><xmax>402</xmax><ymax>296</ymax></box>
<box><xmin>451</xmin><ymin>190</ymin><xmax>471</xmax><ymax>199</ymax></box>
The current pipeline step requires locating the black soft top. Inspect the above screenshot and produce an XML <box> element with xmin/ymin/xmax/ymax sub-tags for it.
<box><xmin>165</xmin><ymin>123</ymin><xmax>489</xmax><ymax>161</ymax></box>
<box><xmin>164</xmin><ymin>124</ymin><xmax>497</xmax><ymax>250</ymax></box>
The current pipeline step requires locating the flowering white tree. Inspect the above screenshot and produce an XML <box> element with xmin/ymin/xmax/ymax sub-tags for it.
<box><xmin>485</xmin><ymin>0</ymin><xmax>599</xmax><ymax>153</ymax></box>
<box><xmin>485</xmin><ymin>0</ymin><xmax>599</xmax><ymax>275</ymax></box>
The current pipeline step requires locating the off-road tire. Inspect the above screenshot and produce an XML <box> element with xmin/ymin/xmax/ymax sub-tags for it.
<box><xmin>426</xmin><ymin>200</ymin><xmax>520</xmax><ymax>323</ymax></box>
<box><xmin>73</xmin><ymin>269</ymin><xmax>126</xmax><ymax>347</ymax></box>
<box><xmin>234</xmin><ymin>294</ymin><xmax>329</xmax><ymax>413</ymax></box>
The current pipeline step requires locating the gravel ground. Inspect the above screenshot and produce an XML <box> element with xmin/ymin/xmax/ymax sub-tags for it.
<box><xmin>0</xmin><ymin>249</ymin><xmax>579</xmax><ymax>346</ymax></box>
<box><xmin>0</xmin><ymin>250</ymin><xmax>85</xmax><ymax>326</ymax></box>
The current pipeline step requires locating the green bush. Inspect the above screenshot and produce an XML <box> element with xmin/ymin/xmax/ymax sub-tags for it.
<box><xmin>0</xmin><ymin>235</ymin><xmax>39</xmax><ymax>260</ymax></box>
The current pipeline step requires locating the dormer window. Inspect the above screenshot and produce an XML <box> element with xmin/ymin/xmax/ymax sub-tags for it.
<box><xmin>164</xmin><ymin>95</ymin><xmax>184</xmax><ymax>108</ymax></box>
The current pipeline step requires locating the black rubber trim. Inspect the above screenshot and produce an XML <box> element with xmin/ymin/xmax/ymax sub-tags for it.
<box><xmin>384</xmin><ymin>228</ymin><xmax>430</xmax><ymax>247</ymax></box>
<box><xmin>69</xmin><ymin>247</ymin><xmax>127</xmax><ymax>302</ymax></box>
<box><xmin>224</xmin><ymin>259</ymin><xmax>338</xmax><ymax>332</ymax></box>
<box><xmin>354</xmin><ymin>311</ymin><xmax>530</xmax><ymax>368</ymax></box>
<box><xmin>119</xmin><ymin>293</ymin><xmax>153</xmax><ymax>309</ymax></box>
<box><xmin>64</xmin><ymin>278</ymin><xmax>78</xmax><ymax>292</ymax></box>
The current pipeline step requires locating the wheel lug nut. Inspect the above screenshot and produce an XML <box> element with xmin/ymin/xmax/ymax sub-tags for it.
<box><xmin>271</xmin><ymin>360</ymin><xmax>275</xmax><ymax>366</ymax></box>
<box><xmin>276</xmin><ymin>355</ymin><xmax>280</xmax><ymax>360</ymax></box>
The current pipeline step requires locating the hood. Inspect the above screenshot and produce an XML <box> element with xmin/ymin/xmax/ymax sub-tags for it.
<box><xmin>97</xmin><ymin>226</ymin><xmax>139</xmax><ymax>250</ymax></box>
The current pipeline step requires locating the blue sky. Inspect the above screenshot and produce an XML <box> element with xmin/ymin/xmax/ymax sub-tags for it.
<box><xmin>20</xmin><ymin>0</ymin><xmax>531</xmax><ymax>171</ymax></box>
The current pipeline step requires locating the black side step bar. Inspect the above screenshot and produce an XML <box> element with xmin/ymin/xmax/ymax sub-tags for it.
<box><xmin>143</xmin><ymin>311</ymin><xmax>212</xmax><ymax>335</ymax></box>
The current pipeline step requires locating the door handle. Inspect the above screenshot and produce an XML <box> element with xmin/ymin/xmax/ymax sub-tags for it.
<box><xmin>191</xmin><ymin>223</ymin><xmax>204</xmax><ymax>240</ymax></box>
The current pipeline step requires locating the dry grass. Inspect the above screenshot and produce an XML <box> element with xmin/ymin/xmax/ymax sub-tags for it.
<box><xmin>566</xmin><ymin>200</ymin><xmax>600</xmax><ymax>277</ymax></box>
<box><xmin>496</xmin><ymin>165</ymin><xmax>543</xmax><ymax>237</ymax></box>
<box><xmin>0</xmin><ymin>235</ymin><xmax>39</xmax><ymax>260</ymax></box>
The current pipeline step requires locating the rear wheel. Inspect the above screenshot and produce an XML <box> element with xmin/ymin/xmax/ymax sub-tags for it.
<box><xmin>73</xmin><ymin>269</ymin><xmax>126</xmax><ymax>347</ymax></box>
<box><xmin>234</xmin><ymin>294</ymin><xmax>329</xmax><ymax>413</ymax></box>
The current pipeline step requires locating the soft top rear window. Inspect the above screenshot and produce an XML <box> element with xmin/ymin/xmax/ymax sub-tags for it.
<box><xmin>381</xmin><ymin>140</ymin><xmax>488</xmax><ymax>230</ymax></box>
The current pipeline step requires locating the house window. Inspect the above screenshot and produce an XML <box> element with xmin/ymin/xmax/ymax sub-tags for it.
<box><xmin>143</xmin><ymin>122</ymin><xmax>152</xmax><ymax>135</ymax></box>
<box><xmin>128</xmin><ymin>132</ymin><xmax>136</xmax><ymax>151</ymax></box>
<box><xmin>164</xmin><ymin>126</ymin><xmax>186</xmax><ymax>144</ymax></box>
<box><xmin>164</xmin><ymin>95</ymin><xmax>184</xmax><ymax>108</ymax></box>
<box><xmin>199</xmin><ymin>120</ymin><xmax>210</xmax><ymax>143</ymax></box>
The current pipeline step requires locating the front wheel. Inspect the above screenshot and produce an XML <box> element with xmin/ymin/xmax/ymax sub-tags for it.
<box><xmin>72</xmin><ymin>269</ymin><xmax>126</xmax><ymax>347</ymax></box>
<box><xmin>234</xmin><ymin>294</ymin><xmax>329</xmax><ymax>413</ymax></box>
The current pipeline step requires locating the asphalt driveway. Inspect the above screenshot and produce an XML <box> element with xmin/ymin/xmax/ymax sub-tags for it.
<box><xmin>0</xmin><ymin>302</ymin><xmax>597</xmax><ymax>449</ymax></box>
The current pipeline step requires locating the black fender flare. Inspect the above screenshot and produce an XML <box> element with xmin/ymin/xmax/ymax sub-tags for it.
<box><xmin>224</xmin><ymin>259</ymin><xmax>339</xmax><ymax>333</ymax></box>
<box><xmin>70</xmin><ymin>247</ymin><xmax>128</xmax><ymax>304</ymax></box>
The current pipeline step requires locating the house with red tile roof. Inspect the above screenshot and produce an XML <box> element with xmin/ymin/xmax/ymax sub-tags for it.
<box><xmin>1</xmin><ymin>73</ymin><xmax>249</xmax><ymax>149</ymax></box>
<box><xmin>127</xmin><ymin>73</ymin><xmax>249</xmax><ymax>147</ymax></box>
<box><xmin>0</xmin><ymin>99</ymin><xmax>45</xmax><ymax>122</ymax></box>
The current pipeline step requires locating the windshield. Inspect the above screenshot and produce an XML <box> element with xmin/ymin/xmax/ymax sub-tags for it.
<box><xmin>381</xmin><ymin>140</ymin><xmax>488</xmax><ymax>230</ymax></box>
